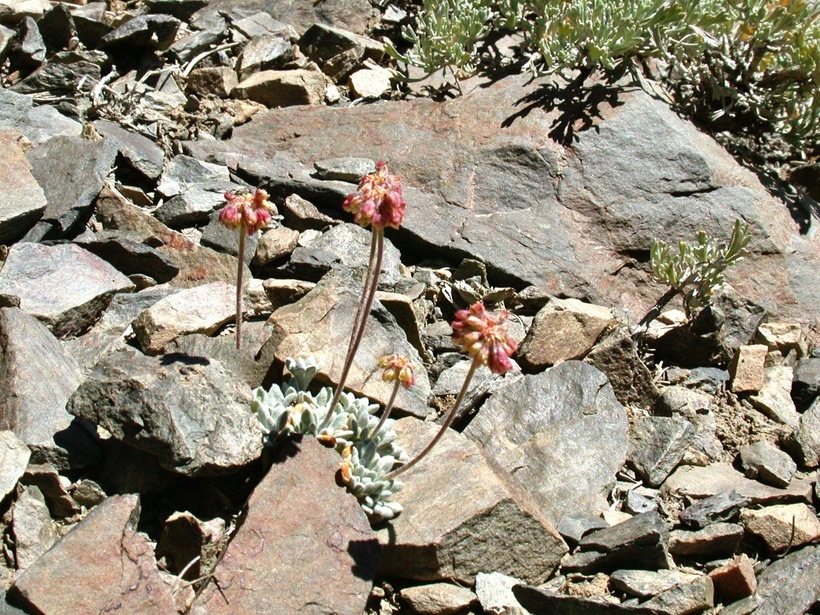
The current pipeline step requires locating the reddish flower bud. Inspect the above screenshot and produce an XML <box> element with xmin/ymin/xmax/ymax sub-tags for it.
<box><xmin>342</xmin><ymin>161</ymin><xmax>407</xmax><ymax>230</ymax></box>
<box><xmin>379</xmin><ymin>354</ymin><xmax>416</xmax><ymax>388</ymax></box>
<box><xmin>451</xmin><ymin>302</ymin><xmax>518</xmax><ymax>374</ymax></box>
<box><xmin>218</xmin><ymin>189</ymin><xmax>274</xmax><ymax>235</ymax></box>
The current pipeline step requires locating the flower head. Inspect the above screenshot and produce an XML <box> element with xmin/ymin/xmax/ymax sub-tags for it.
<box><xmin>379</xmin><ymin>354</ymin><xmax>416</xmax><ymax>388</ymax></box>
<box><xmin>218</xmin><ymin>189</ymin><xmax>273</xmax><ymax>235</ymax></box>
<box><xmin>342</xmin><ymin>161</ymin><xmax>406</xmax><ymax>230</ymax></box>
<box><xmin>451</xmin><ymin>302</ymin><xmax>517</xmax><ymax>374</ymax></box>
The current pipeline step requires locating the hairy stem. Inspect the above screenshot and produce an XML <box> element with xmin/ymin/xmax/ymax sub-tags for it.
<box><xmin>386</xmin><ymin>358</ymin><xmax>479</xmax><ymax>480</ymax></box>
<box><xmin>235</xmin><ymin>225</ymin><xmax>245</xmax><ymax>350</ymax></box>
<box><xmin>372</xmin><ymin>379</ymin><xmax>401</xmax><ymax>439</ymax></box>
<box><xmin>319</xmin><ymin>228</ymin><xmax>384</xmax><ymax>431</ymax></box>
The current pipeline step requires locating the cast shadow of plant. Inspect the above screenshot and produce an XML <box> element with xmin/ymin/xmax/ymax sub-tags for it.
<box><xmin>347</xmin><ymin>538</ymin><xmax>381</xmax><ymax>582</ymax></box>
<box><xmin>501</xmin><ymin>65</ymin><xmax>630</xmax><ymax>145</ymax></box>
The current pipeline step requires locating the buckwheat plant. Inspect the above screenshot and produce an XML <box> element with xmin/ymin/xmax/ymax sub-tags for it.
<box><xmin>373</xmin><ymin>354</ymin><xmax>416</xmax><ymax>438</ymax></box>
<box><xmin>251</xmin><ymin>357</ymin><xmax>407</xmax><ymax>521</ymax></box>
<box><xmin>633</xmin><ymin>219</ymin><xmax>751</xmax><ymax>341</ymax></box>
<box><xmin>318</xmin><ymin>161</ymin><xmax>407</xmax><ymax>432</ymax></box>
<box><xmin>387</xmin><ymin>301</ymin><xmax>517</xmax><ymax>480</ymax></box>
<box><xmin>218</xmin><ymin>189</ymin><xmax>273</xmax><ymax>349</ymax></box>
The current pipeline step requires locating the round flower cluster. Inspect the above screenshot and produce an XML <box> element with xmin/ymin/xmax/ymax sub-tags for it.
<box><xmin>218</xmin><ymin>189</ymin><xmax>273</xmax><ymax>235</ymax></box>
<box><xmin>342</xmin><ymin>161</ymin><xmax>407</xmax><ymax>230</ymax></box>
<box><xmin>451</xmin><ymin>302</ymin><xmax>518</xmax><ymax>375</ymax></box>
<box><xmin>379</xmin><ymin>354</ymin><xmax>416</xmax><ymax>388</ymax></box>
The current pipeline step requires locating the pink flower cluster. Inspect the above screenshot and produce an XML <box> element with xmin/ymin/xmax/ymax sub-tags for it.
<box><xmin>451</xmin><ymin>302</ymin><xmax>518</xmax><ymax>375</ymax></box>
<box><xmin>218</xmin><ymin>189</ymin><xmax>273</xmax><ymax>235</ymax></box>
<box><xmin>342</xmin><ymin>161</ymin><xmax>407</xmax><ymax>230</ymax></box>
<box><xmin>379</xmin><ymin>354</ymin><xmax>416</xmax><ymax>388</ymax></box>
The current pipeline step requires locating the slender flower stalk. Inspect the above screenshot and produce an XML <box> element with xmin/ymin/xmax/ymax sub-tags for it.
<box><xmin>319</xmin><ymin>161</ymin><xmax>407</xmax><ymax>431</ymax></box>
<box><xmin>218</xmin><ymin>189</ymin><xmax>273</xmax><ymax>349</ymax></box>
<box><xmin>373</xmin><ymin>354</ymin><xmax>416</xmax><ymax>437</ymax></box>
<box><xmin>387</xmin><ymin>302</ymin><xmax>517</xmax><ymax>480</ymax></box>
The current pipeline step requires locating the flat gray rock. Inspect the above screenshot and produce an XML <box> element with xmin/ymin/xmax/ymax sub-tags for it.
<box><xmin>575</xmin><ymin>512</ymin><xmax>671</xmax><ymax>573</ymax></box>
<box><xmin>377</xmin><ymin>418</ymin><xmax>567</xmax><ymax>584</ymax></box>
<box><xmin>0</xmin><ymin>307</ymin><xmax>99</xmax><ymax>469</ymax></box>
<box><xmin>93</xmin><ymin>120</ymin><xmax>164</xmax><ymax>181</ymax></box>
<box><xmin>0</xmin><ymin>242</ymin><xmax>134</xmax><ymax>337</ymax></box>
<box><xmin>628</xmin><ymin>416</ymin><xmax>694</xmax><ymax>488</ymax></box>
<box><xmin>191</xmin><ymin>436</ymin><xmax>377</xmax><ymax>615</ymax></box>
<box><xmin>98</xmin><ymin>14</ymin><xmax>180</xmax><ymax>50</ymax></box>
<box><xmin>465</xmin><ymin>361</ymin><xmax>628</xmax><ymax>524</ymax></box>
<box><xmin>0</xmin><ymin>431</ymin><xmax>30</xmax><ymax>501</ymax></box>
<box><xmin>610</xmin><ymin>569</ymin><xmax>701</xmax><ymax>599</ymax></box>
<box><xmin>11</xmin><ymin>485</ymin><xmax>58</xmax><ymax>571</ymax></box>
<box><xmin>74</xmin><ymin>231</ymin><xmax>179</xmax><ymax>283</ymax></box>
<box><xmin>668</xmin><ymin>522</ymin><xmax>744</xmax><ymax>558</ymax></box>
<box><xmin>738</xmin><ymin>440</ymin><xmax>796</xmax><ymax>488</ymax></box>
<box><xmin>788</xmin><ymin>398</ymin><xmax>820</xmax><ymax>469</ymax></box>
<box><xmin>67</xmin><ymin>348</ymin><xmax>262</xmax><ymax>476</ymax></box>
<box><xmin>0</xmin><ymin>129</ymin><xmax>45</xmax><ymax>244</ymax></box>
<box><xmin>156</xmin><ymin>154</ymin><xmax>230</xmax><ymax>199</ymax></box>
<box><xmin>153</xmin><ymin>180</ymin><xmax>242</xmax><ymax>228</ymax></box>
<box><xmin>25</xmin><ymin>135</ymin><xmax>117</xmax><ymax>237</ymax></box>
<box><xmin>0</xmin><ymin>89</ymin><xmax>81</xmax><ymax>144</ymax></box>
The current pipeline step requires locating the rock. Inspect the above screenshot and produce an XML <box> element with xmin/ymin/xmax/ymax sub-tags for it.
<box><xmin>299</xmin><ymin>23</ymin><xmax>383</xmax><ymax>81</ymax></box>
<box><xmin>642</xmin><ymin>575</ymin><xmax>714</xmax><ymax>615</ymax></box>
<box><xmin>155</xmin><ymin>511</ymin><xmax>224</xmax><ymax>580</ymax></box>
<box><xmin>191</xmin><ymin>436</ymin><xmax>377</xmax><ymax>614</ymax></box>
<box><xmin>131</xmin><ymin>281</ymin><xmax>235</xmax><ymax>354</ymax></box>
<box><xmin>0</xmin><ymin>243</ymin><xmax>134</xmax><ymax>337</ymax></box>
<box><xmin>0</xmin><ymin>431</ymin><xmax>29</xmax><ymax>501</ymax></box>
<box><xmin>655</xmin><ymin>386</ymin><xmax>712</xmax><ymax>416</ymax></box>
<box><xmin>475</xmin><ymin>572</ymin><xmax>527</xmax><ymax>615</ymax></box>
<box><xmin>235</xmin><ymin>30</ymin><xmax>293</xmax><ymax>79</ymax></box>
<box><xmin>749</xmin><ymin>365</ymin><xmax>800</xmax><ymax>429</ymax></box>
<box><xmin>98</xmin><ymin>14</ymin><xmax>180</xmax><ymax>51</ymax></box>
<box><xmin>260</xmin><ymin>268</ymin><xmax>431</xmax><ymax>418</ymax></box>
<box><xmin>143</xmin><ymin>0</ymin><xmax>207</xmax><ymax>19</ymax></box>
<box><xmin>556</xmin><ymin>515</ymin><xmax>610</xmax><ymax>545</ymax></box>
<box><xmin>186</xmin><ymin>66</ymin><xmax>238</xmax><ymax>98</ymax></box>
<box><xmin>738</xmin><ymin>440</ymin><xmax>796</xmax><ymax>488</ymax></box>
<box><xmin>93</xmin><ymin>120</ymin><xmax>165</xmax><ymax>182</ymax></box>
<box><xmin>25</xmin><ymin>135</ymin><xmax>117</xmax><ymax>237</ymax></box>
<box><xmin>755</xmin><ymin>322</ymin><xmax>802</xmax><ymax>354</ymax></box>
<box><xmin>287</xmin><ymin>222</ymin><xmax>402</xmax><ymax>285</ymax></box>
<box><xmin>70</xmin><ymin>2</ymin><xmax>110</xmax><ymax>48</ymax></box>
<box><xmin>610</xmin><ymin>569</ymin><xmax>701</xmax><ymax>599</ymax></box>
<box><xmin>37</xmin><ymin>3</ymin><xmax>75</xmax><ymax>51</ymax></box>
<box><xmin>511</xmin><ymin>584</ymin><xmax>665</xmax><ymax>614</ymax></box>
<box><xmin>349</xmin><ymin>65</ymin><xmax>392</xmax><ymax>99</ymax></box>
<box><xmin>69</xmin><ymin>479</ymin><xmax>106</xmax><ymax>508</ymax></box>
<box><xmin>20</xmin><ymin>463</ymin><xmax>80</xmax><ymax>518</ymax></box>
<box><xmin>11</xmin><ymin>485</ymin><xmax>58</xmax><ymax>571</ymax></box>
<box><xmin>0</xmin><ymin>129</ymin><xmax>45</xmax><ymax>244</ymax></box>
<box><xmin>788</xmin><ymin>398</ymin><xmax>820</xmax><ymax>468</ymax></box>
<box><xmin>628</xmin><ymin>416</ymin><xmax>694</xmax><ymax>487</ymax></box>
<box><xmin>517</xmin><ymin>298</ymin><xmax>614</xmax><ymax>370</ymax></box>
<box><xmin>663</xmin><ymin>463</ymin><xmax>813</xmax><ymax>505</ymax></box>
<box><xmin>231</xmin><ymin>11</ymin><xmax>287</xmax><ymax>38</ymax></box>
<box><xmin>156</xmin><ymin>154</ymin><xmax>230</xmax><ymax>199</ymax></box>
<box><xmin>313</xmin><ymin>157</ymin><xmax>374</xmax><ymax>182</ymax></box>
<box><xmin>67</xmin><ymin>349</ymin><xmax>262</xmax><ymax>476</ymax></box>
<box><xmin>280</xmin><ymin>192</ymin><xmax>339</xmax><ymax>231</ymax></box>
<box><xmin>200</xmin><ymin>210</ymin><xmax>261</xmax><ymax>259</ymax></box>
<box><xmin>154</xmin><ymin>181</ymin><xmax>242</xmax><ymax>228</ymax></box>
<box><xmin>668</xmin><ymin>522</ymin><xmax>744</xmax><ymax>557</ymax></box>
<box><xmin>7</xmin><ymin>17</ymin><xmax>44</xmax><ymax>73</ymax></box>
<box><xmin>0</xmin><ymin>89</ymin><xmax>81</xmax><ymax>144</ymax></box>
<box><xmin>399</xmin><ymin>583</ymin><xmax>477</xmax><ymax>615</ymax></box>
<box><xmin>74</xmin><ymin>231</ymin><xmax>179</xmax><ymax>284</ymax></box>
<box><xmin>0</xmin><ymin>307</ymin><xmax>99</xmax><ymax>469</ymax></box>
<box><xmin>740</xmin><ymin>503</ymin><xmax>820</xmax><ymax>552</ymax></box>
<box><xmin>729</xmin><ymin>344</ymin><xmax>768</xmax><ymax>393</ymax></box>
<box><xmin>252</xmin><ymin>225</ymin><xmax>300</xmax><ymax>266</ymax></box>
<box><xmin>709</xmin><ymin>554</ymin><xmax>757</xmax><ymax>603</ymax></box>
<box><xmin>792</xmin><ymin>357</ymin><xmax>820</xmax><ymax>412</ymax></box>
<box><xmin>431</xmin><ymin>358</ymin><xmax>499</xmax><ymax>416</ymax></box>
<box><xmin>464</xmin><ymin>361</ymin><xmax>629</xmax><ymax>524</ymax></box>
<box><xmin>678</xmin><ymin>490</ymin><xmax>749</xmax><ymax>528</ymax></box>
<box><xmin>585</xmin><ymin>330</ymin><xmax>660</xmax><ymax>408</ymax></box>
<box><xmin>233</xmin><ymin>69</ymin><xmax>328</xmax><ymax>107</ymax></box>
<box><xmin>262</xmin><ymin>277</ymin><xmax>314</xmax><ymax>310</ymax></box>
<box><xmin>574</xmin><ymin>512</ymin><xmax>671</xmax><ymax>573</ymax></box>
<box><xmin>377</xmin><ymin>418</ymin><xmax>567</xmax><ymax>584</ymax></box>
<box><xmin>9</xmin><ymin>494</ymin><xmax>177</xmax><ymax>613</ymax></box>
<box><xmin>722</xmin><ymin>545</ymin><xmax>820</xmax><ymax>615</ymax></box>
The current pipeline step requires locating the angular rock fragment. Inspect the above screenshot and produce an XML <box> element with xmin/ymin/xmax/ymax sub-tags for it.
<box><xmin>7</xmin><ymin>17</ymin><xmax>44</xmax><ymax>73</ymax></box>
<box><xmin>573</xmin><ymin>512</ymin><xmax>671</xmax><ymax>573</ymax></box>
<box><xmin>628</xmin><ymin>416</ymin><xmax>694</xmax><ymax>487</ymax></box>
<box><xmin>200</xmin><ymin>211</ymin><xmax>260</xmax><ymax>259</ymax></box>
<box><xmin>154</xmin><ymin>181</ymin><xmax>241</xmax><ymax>228</ymax></box>
<box><xmin>668</xmin><ymin>523</ymin><xmax>744</xmax><ymax>558</ymax></box>
<box><xmin>465</xmin><ymin>361</ymin><xmax>628</xmax><ymax>524</ymax></box>
<box><xmin>252</xmin><ymin>225</ymin><xmax>300</xmax><ymax>266</ymax></box>
<box><xmin>233</xmin><ymin>69</ymin><xmax>328</xmax><ymax>107</ymax></box>
<box><xmin>99</xmin><ymin>14</ymin><xmax>180</xmax><ymax>50</ymax></box>
<box><xmin>585</xmin><ymin>330</ymin><xmax>660</xmax><ymax>408</ymax></box>
<box><xmin>132</xmin><ymin>281</ymin><xmax>234</xmax><ymax>354</ymax></box>
<box><xmin>186</xmin><ymin>66</ymin><xmax>238</xmax><ymax>98</ymax></box>
<box><xmin>791</xmin><ymin>356</ymin><xmax>819</xmax><ymax>412</ymax></box>
<box><xmin>156</xmin><ymin>154</ymin><xmax>230</xmax><ymax>199</ymax></box>
<box><xmin>281</xmin><ymin>192</ymin><xmax>339</xmax><ymax>231</ymax></box>
<box><xmin>9</xmin><ymin>494</ymin><xmax>177</xmax><ymax>613</ymax></box>
<box><xmin>643</xmin><ymin>575</ymin><xmax>714</xmax><ymax>615</ymax></box>
<box><xmin>788</xmin><ymin>399</ymin><xmax>820</xmax><ymax>469</ymax></box>
<box><xmin>610</xmin><ymin>569</ymin><xmax>701</xmax><ymax>599</ymax></box>
<box><xmin>299</xmin><ymin>23</ymin><xmax>383</xmax><ymax>80</ymax></box>
<box><xmin>399</xmin><ymin>583</ymin><xmax>477</xmax><ymax>615</ymax></box>
<box><xmin>474</xmin><ymin>572</ymin><xmax>527</xmax><ymax>614</ymax></box>
<box><xmin>740</xmin><ymin>503</ymin><xmax>820</xmax><ymax>552</ymax></box>
<box><xmin>20</xmin><ymin>463</ymin><xmax>80</xmax><ymax>518</ymax></box>
<box><xmin>155</xmin><ymin>511</ymin><xmax>224</xmax><ymax>581</ymax></box>
<box><xmin>749</xmin><ymin>365</ymin><xmax>800</xmax><ymax>428</ymax></box>
<box><xmin>0</xmin><ymin>243</ymin><xmax>134</xmax><ymax>337</ymax></box>
<box><xmin>191</xmin><ymin>436</ymin><xmax>377</xmax><ymax>615</ymax></box>
<box><xmin>260</xmin><ymin>269</ymin><xmax>430</xmax><ymax>417</ymax></box>
<box><xmin>729</xmin><ymin>344</ymin><xmax>768</xmax><ymax>393</ymax></box>
<box><xmin>0</xmin><ymin>308</ymin><xmax>99</xmax><ymax>469</ymax></box>
<box><xmin>738</xmin><ymin>440</ymin><xmax>796</xmax><ymax>488</ymax></box>
<box><xmin>709</xmin><ymin>554</ymin><xmax>757</xmax><ymax>603</ymax></box>
<box><xmin>0</xmin><ymin>89</ymin><xmax>81</xmax><ymax>144</ymax></box>
<box><xmin>75</xmin><ymin>232</ymin><xmax>179</xmax><ymax>284</ymax></box>
<box><xmin>0</xmin><ymin>129</ymin><xmax>45</xmax><ymax>245</ymax></box>
<box><xmin>0</xmin><ymin>431</ymin><xmax>29</xmax><ymax>501</ymax></box>
<box><xmin>235</xmin><ymin>29</ymin><xmax>293</xmax><ymax>79</ymax></box>
<box><xmin>93</xmin><ymin>120</ymin><xmax>165</xmax><ymax>182</ymax></box>
<box><xmin>377</xmin><ymin>418</ymin><xmax>567</xmax><ymax>584</ymax></box>
<box><xmin>67</xmin><ymin>349</ymin><xmax>262</xmax><ymax>476</ymax></box>
<box><xmin>512</xmin><ymin>584</ymin><xmax>665</xmax><ymax>614</ymax></box>
<box><xmin>11</xmin><ymin>486</ymin><xmax>57</xmax><ymax>571</ymax></box>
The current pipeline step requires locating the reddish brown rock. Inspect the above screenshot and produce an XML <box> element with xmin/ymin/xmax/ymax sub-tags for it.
<box><xmin>709</xmin><ymin>554</ymin><xmax>757</xmax><ymax>603</ymax></box>
<box><xmin>191</xmin><ymin>436</ymin><xmax>378</xmax><ymax>615</ymax></box>
<box><xmin>10</xmin><ymin>494</ymin><xmax>176</xmax><ymax>613</ymax></box>
<box><xmin>729</xmin><ymin>345</ymin><xmax>768</xmax><ymax>393</ymax></box>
